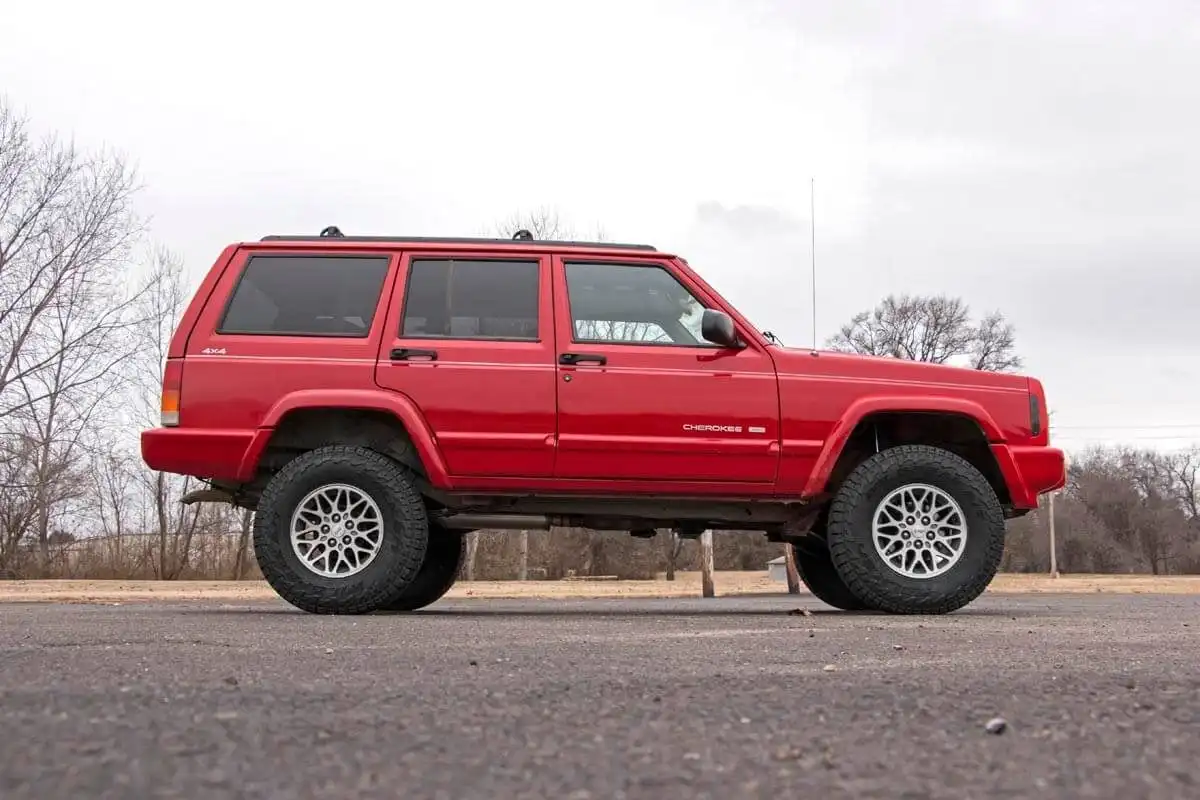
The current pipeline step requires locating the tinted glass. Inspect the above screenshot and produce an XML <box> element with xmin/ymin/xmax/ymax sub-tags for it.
<box><xmin>565</xmin><ymin>262</ymin><xmax>710</xmax><ymax>345</ymax></box>
<box><xmin>401</xmin><ymin>259</ymin><xmax>539</xmax><ymax>340</ymax></box>
<box><xmin>218</xmin><ymin>255</ymin><xmax>390</xmax><ymax>336</ymax></box>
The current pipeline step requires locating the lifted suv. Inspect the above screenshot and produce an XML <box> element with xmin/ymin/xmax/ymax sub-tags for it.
<box><xmin>142</xmin><ymin>227</ymin><xmax>1066</xmax><ymax>615</ymax></box>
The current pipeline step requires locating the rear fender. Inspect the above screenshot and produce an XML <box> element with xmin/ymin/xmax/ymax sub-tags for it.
<box><xmin>242</xmin><ymin>389</ymin><xmax>451</xmax><ymax>488</ymax></box>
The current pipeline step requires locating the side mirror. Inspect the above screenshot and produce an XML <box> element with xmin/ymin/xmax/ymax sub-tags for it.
<box><xmin>700</xmin><ymin>309</ymin><xmax>742</xmax><ymax>348</ymax></box>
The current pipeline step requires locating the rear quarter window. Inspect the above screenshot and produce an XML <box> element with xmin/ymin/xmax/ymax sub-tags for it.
<box><xmin>218</xmin><ymin>254</ymin><xmax>391</xmax><ymax>337</ymax></box>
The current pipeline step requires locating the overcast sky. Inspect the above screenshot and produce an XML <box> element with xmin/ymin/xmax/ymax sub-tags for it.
<box><xmin>4</xmin><ymin>0</ymin><xmax>1198</xmax><ymax>453</ymax></box>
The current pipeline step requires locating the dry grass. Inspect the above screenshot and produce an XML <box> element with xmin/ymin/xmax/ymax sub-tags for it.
<box><xmin>1</xmin><ymin>571</ymin><xmax>1198</xmax><ymax>604</ymax></box>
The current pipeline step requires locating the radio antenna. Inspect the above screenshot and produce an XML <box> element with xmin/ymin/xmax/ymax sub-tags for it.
<box><xmin>810</xmin><ymin>177</ymin><xmax>817</xmax><ymax>349</ymax></box>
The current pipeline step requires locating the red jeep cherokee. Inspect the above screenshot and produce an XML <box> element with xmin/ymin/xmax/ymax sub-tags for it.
<box><xmin>141</xmin><ymin>227</ymin><xmax>1066</xmax><ymax>615</ymax></box>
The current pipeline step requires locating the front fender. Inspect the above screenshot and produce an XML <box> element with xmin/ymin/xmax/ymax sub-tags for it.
<box><xmin>801</xmin><ymin>395</ymin><xmax>1005</xmax><ymax>498</ymax></box>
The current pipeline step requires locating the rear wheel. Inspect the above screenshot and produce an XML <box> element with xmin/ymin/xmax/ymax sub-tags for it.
<box><xmin>792</xmin><ymin>539</ymin><xmax>871</xmax><ymax>611</ymax></box>
<box><xmin>252</xmin><ymin>445</ymin><xmax>429</xmax><ymax>614</ymax></box>
<box><xmin>382</xmin><ymin>526</ymin><xmax>465</xmax><ymax>611</ymax></box>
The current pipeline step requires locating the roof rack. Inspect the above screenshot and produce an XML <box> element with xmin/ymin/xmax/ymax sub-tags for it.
<box><xmin>260</xmin><ymin>226</ymin><xmax>657</xmax><ymax>251</ymax></box>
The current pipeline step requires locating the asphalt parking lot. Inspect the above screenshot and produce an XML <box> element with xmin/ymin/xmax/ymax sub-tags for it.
<box><xmin>1</xmin><ymin>593</ymin><xmax>1197</xmax><ymax>799</ymax></box>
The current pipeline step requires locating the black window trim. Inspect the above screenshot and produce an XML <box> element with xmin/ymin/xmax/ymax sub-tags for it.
<box><xmin>396</xmin><ymin>255</ymin><xmax>544</xmax><ymax>343</ymax></box>
<box><xmin>562</xmin><ymin>259</ymin><xmax>722</xmax><ymax>349</ymax></box>
<box><xmin>215</xmin><ymin>251</ymin><xmax>394</xmax><ymax>338</ymax></box>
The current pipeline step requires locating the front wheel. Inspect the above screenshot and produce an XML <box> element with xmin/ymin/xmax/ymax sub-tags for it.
<box><xmin>826</xmin><ymin>445</ymin><xmax>1006</xmax><ymax>615</ymax></box>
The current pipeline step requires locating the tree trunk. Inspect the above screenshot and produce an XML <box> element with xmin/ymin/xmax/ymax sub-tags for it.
<box><xmin>664</xmin><ymin>529</ymin><xmax>677</xmax><ymax>581</ymax></box>
<box><xmin>155</xmin><ymin>472</ymin><xmax>169</xmax><ymax>579</ymax></box>
<box><xmin>233</xmin><ymin>509</ymin><xmax>253</xmax><ymax>579</ymax></box>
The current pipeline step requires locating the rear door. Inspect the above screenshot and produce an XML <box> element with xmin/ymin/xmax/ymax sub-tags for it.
<box><xmin>373</xmin><ymin>250</ymin><xmax>558</xmax><ymax>478</ymax></box>
<box><xmin>551</xmin><ymin>256</ymin><xmax>780</xmax><ymax>484</ymax></box>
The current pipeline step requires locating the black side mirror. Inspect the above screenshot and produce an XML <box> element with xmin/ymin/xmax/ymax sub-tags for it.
<box><xmin>700</xmin><ymin>309</ymin><xmax>742</xmax><ymax>348</ymax></box>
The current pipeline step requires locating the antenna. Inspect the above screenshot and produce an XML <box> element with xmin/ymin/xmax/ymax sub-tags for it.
<box><xmin>810</xmin><ymin>177</ymin><xmax>817</xmax><ymax>349</ymax></box>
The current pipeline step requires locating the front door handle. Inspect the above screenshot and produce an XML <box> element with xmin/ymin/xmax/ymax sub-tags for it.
<box><xmin>559</xmin><ymin>352</ymin><xmax>607</xmax><ymax>366</ymax></box>
<box><xmin>390</xmin><ymin>347</ymin><xmax>438</xmax><ymax>361</ymax></box>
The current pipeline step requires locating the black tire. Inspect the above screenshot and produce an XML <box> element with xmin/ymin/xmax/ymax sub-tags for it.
<box><xmin>826</xmin><ymin>445</ymin><xmax>1005</xmax><ymax>615</ymax></box>
<box><xmin>252</xmin><ymin>445</ymin><xmax>429</xmax><ymax>615</ymax></box>
<box><xmin>792</xmin><ymin>540</ymin><xmax>871</xmax><ymax>611</ymax></box>
<box><xmin>382</xmin><ymin>526</ymin><xmax>465</xmax><ymax>611</ymax></box>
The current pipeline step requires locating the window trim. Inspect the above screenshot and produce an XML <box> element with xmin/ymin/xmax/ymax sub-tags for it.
<box><xmin>562</xmin><ymin>260</ymin><xmax>722</xmax><ymax>349</ymax></box>
<box><xmin>215</xmin><ymin>252</ymin><xmax>393</xmax><ymax>338</ymax></box>
<box><xmin>397</xmin><ymin>256</ymin><xmax>543</xmax><ymax>343</ymax></box>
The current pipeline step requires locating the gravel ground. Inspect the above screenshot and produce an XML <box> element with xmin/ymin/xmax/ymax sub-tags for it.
<box><xmin>0</xmin><ymin>593</ymin><xmax>1197</xmax><ymax>799</ymax></box>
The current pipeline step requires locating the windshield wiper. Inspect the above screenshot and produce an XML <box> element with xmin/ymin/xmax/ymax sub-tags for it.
<box><xmin>762</xmin><ymin>330</ymin><xmax>783</xmax><ymax>345</ymax></box>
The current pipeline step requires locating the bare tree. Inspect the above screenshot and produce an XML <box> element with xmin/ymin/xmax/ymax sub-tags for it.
<box><xmin>827</xmin><ymin>294</ymin><xmax>1021</xmax><ymax>372</ymax></box>
<box><xmin>490</xmin><ymin>205</ymin><xmax>607</xmax><ymax>242</ymax></box>
<box><xmin>123</xmin><ymin>246</ymin><xmax>209</xmax><ymax>579</ymax></box>
<box><xmin>232</xmin><ymin>508</ymin><xmax>255</xmax><ymax>579</ymax></box>
<box><xmin>0</xmin><ymin>97</ymin><xmax>149</xmax><ymax>423</ymax></box>
<box><xmin>0</xmin><ymin>434</ymin><xmax>39</xmax><ymax>573</ymax></box>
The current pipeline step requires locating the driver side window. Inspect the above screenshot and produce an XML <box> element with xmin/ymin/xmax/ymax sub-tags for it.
<box><xmin>564</xmin><ymin>262</ymin><xmax>712</xmax><ymax>346</ymax></box>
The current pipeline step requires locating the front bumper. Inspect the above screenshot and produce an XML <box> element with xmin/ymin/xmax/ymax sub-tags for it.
<box><xmin>993</xmin><ymin>444</ymin><xmax>1067</xmax><ymax>508</ymax></box>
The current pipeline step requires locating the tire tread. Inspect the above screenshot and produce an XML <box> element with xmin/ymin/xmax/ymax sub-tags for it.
<box><xmin>253</xmin><ymin>445</ymin><xmax>428</xmax><ymax>614</ymax></box>
<box><xmin>826</xmin><ymin>445</ymin><xmax>1005</xmax><ymax>615</ymax></box>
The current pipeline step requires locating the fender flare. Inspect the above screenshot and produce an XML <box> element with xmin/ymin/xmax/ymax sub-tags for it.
<box><xmin>239</xmin><ymin>389</ymin><xmax>451</xmax><ymax>488</ymax></box>
<box><xmin>802</xmin><ymin>395</ymin><xmax>1005</xmax><ymax>497</ymax></box>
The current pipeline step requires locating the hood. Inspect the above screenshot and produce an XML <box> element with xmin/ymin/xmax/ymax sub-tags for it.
<box><xmin>771</xmin><ymin>347</ymin><xmax>1030</xmax><ymax>393</ymax></box>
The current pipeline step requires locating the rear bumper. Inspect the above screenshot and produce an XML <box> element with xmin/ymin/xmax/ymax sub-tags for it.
<box><xmin>141</xmin><ymin>427</ymin><xmax>267</xmax><ymax>482</ymax></box>
<box><xmin>992</xmin><ymin>444</ymin><xmax>1068</xmax><ymax>508</ymax></box>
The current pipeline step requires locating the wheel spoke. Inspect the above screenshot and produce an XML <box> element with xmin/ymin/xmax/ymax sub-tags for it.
<box><xmin>289</xmin><ymin>483</ymin><xmax>386</xmax><ymax>579</ymax></box>
<box><xmin>872</xmin><ymin>483</ymin><xmax>969</xmax><ymax>580</ymax></box>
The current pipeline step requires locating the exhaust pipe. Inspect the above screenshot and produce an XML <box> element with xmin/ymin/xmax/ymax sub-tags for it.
<box><xmin>436</xmin><ymin>513</ymin><xmax>552</xmax><ymax>531</ymax></box>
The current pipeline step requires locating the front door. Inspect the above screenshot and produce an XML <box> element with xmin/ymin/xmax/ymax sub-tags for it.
<box><xmin>374</xmin><ymin>251</ymin><xmax>557</xmax><ymax>478</ymax></box>
<box><xmin>551</xmin><ymin>256</ymin><xmax>780</xmax><ymax>484</ymax></box>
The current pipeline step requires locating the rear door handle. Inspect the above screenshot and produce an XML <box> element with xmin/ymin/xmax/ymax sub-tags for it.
<box><xmin>390</xmin><ymin>347</ymin><xmax>438</xmax><ymax>361</ymax></box>
<box><xmin>559</xmin><ymin>352</ymin><xmax>607</xmax><ymax>366</ymax></box>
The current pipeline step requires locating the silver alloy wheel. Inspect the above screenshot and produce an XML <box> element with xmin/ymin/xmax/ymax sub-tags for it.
<box><xmin>289</xmin><ymin>483</ymin><xmax>384</xmax><ymax>579</ymax></box>
<box><xmin>871</xmin><ymin>483</ymin><xmax>968</xmax><ymax>579</ymax></box>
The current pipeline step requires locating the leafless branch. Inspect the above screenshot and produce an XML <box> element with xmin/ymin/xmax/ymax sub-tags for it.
<box><xmin>826</xmin><ymin>293</ymin><xmax>1022</xmax><ymax>373</ymax></box>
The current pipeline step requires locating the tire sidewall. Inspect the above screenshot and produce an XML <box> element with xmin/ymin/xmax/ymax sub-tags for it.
<box><xmin>254</xmin><ymin>448</ymin><xmax>428</xmax><ymax>612</ymax></box>
<box><xmin>830</xmin><ymin>448</ymin><xmax>1004</xmax><ymax>612</ymax></box>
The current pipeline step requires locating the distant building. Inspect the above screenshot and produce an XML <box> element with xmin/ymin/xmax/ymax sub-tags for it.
<box><xmin>767</xmin><ymin>556</ymin><xmax>788</xmax><ymax>583</ymax></box>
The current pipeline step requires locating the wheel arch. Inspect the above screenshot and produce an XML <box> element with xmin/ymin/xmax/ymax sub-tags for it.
<box><xmin>243</xmin><ymin>390</ymin><xmax>451</xmax><ymax>489</ymax></box>
<box><xmin>807</xmin><ymin>400</ymin><xmax>1011</xmax><ymax>507</ymax></box>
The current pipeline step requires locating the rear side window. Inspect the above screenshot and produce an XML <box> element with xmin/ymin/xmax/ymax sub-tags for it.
<box><xmin>400</xmin><ymin>259</ymin><xmax>539</xmax><ymax>340</ymax></box>
<box><xmin>218</xmin><ymin>254</ymin><xmax>391</xmax><ymax>337</ymax></box>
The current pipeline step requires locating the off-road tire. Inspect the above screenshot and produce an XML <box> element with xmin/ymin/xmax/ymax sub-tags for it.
<box><xmin>792</xmin><ymin>540</ymin><xmax>871</xmax><ymax>611</ymax></box>
<box><xmin>826</xmin><ymin>445</ymin><xmax>1005</xmax><ymax>615</ymax></box>
<box><xmin>252</xmin><ymin>445</ymin><xmax>429</xmax><ymax>614</ymax></box>
<box><xmin>382</xmin><ymin>526</ymin><xmax>465</xmax><ymax>612</ymax></box>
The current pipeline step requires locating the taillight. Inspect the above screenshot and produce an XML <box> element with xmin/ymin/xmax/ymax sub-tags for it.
<box><xmin>161</xmin><ymin>358</ymin><xmax>183</xmax><ymax>427</ymax></box>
